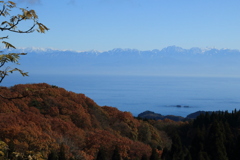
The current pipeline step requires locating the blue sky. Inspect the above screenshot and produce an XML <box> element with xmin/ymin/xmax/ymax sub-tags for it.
<box><xmin>8</xmin><ymin>0</ymin><xmax>240</xmax><ymax>51</ymax></box>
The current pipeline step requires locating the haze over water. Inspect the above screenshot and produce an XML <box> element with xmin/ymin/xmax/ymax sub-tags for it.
<box><xmin>3</xmin><ymin>74</ymin><xmax>240</xmax><ymax>117</ymax></box>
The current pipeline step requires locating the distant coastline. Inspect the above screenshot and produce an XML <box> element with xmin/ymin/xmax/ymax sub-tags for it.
<box><xmin>137</xmin><ymin>110</ymin><xmax>226</xmax><ymax>121</ymax></box>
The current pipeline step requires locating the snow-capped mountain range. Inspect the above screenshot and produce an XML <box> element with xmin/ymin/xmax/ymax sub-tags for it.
<box><xmin>5</xmin><ymin>46</ymin><xmax>240</xmax><ymax>77</ymax></box>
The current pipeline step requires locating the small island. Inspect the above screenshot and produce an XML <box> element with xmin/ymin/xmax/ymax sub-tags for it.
<box><xmin>174</xmin><ymin>105</ymin><xmax>190</xmax><ymax>108</ymax></box>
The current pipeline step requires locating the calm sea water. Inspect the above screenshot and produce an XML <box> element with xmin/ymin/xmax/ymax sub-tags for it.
<box><xmin>2</xmin><ymin>74</ymin><xmax>240</xmax><ymax>117</ymax></box>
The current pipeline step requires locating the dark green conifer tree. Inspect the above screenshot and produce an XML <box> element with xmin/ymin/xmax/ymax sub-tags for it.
<box><xmin>184</xmin><ymin>150</ymin><xmax>192</xmax><ymax>160</ymax></box>
<box><xmin>206</xmin><ymin>121</ymin><xmax>228</xmax><ymax>160</ymax></box>
<box><xmin>161</xmin><ymin>148</ymin><xmax>171</xmax><ymax>160</ymax></box>
<box><xmin>233</xmin><ymin>135</ymin><xmax>240</xmax><ymax>160</ymax></box>
<box><xmin>69</xmin><ymin>157</ymin><xmax>75</xmax><ymax>160</ymax></box>
<box><xmin>111</xmin><ymin>146</ymin><xmax>121</xmax><ymax>160</ymax></box>
<box><xmin>197</xmin><ymin>151</ymin><xmax>210</xmax><ymax>160</ymax></box>
<box><xmin>170</xmin><ymin>133</ymin><xmax>184</xmax><ymax>160</ymax></box>
<box><xmin>223</xmin><ymin>122</ymin><xmax>234</xmax><ymax>159</ymax></box>
<box><xmin>48</xmin><ymin>150</ymin><xmax>58</xmax><ymax>160</ymax></box>
<box><xmin>7</xmin><ymin>139</ymin><xmax>15</xmax><ymax>159</ymax></box>
<box><xmin>203</xmin><ymin>112</ymin><xmax>211</xmax><ymax>128</ymax></box>
<box><xmin>190</xmin><ymin>127</ymin><xmax>205</xmax><ymax>159</ymax></box>
<box><xmin>58</xmin><ymin>143</ymin><xmax>66</xmax><ymax>160</ymax></box>
<box><xmin>141</xmin><ymin>153</ymin><xmax>148</xmax><ymax>160</ymax></box>
<box><xmin>150</xmin><ymin>148</ymin><xmax>159</xmax><ymax>160</ymax></box>
<box><xmin>96</xmin><ymin>147</ymin><xmax>107</xmax><ymax>160</ymax></box>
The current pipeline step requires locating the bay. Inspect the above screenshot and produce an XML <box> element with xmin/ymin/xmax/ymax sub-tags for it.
<box><xmin>2</xmin><ymin>74</ymin><xmax>240</xmax><ymax>117</ymax></box>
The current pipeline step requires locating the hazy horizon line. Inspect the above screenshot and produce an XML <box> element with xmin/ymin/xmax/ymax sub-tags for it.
<box><xmin>3</xmin><ymin>45</ymin><xmax>240</xmax><ymax>53</ymax></box>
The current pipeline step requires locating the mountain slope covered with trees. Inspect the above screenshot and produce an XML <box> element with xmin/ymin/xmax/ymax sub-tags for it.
<box><xmin>1</xmin><ymin>83</ymin><xmax>240</xmax><ymax>160</ymax></box>
<box><xmin>150</xmin><ymin>110</ymin><xmax>240</xmax><ymax>160</ymax></box>
<box><xmin>0</xmin><ymin>83</ymin><xmax>170</xmax><ymax>160</ymax></box>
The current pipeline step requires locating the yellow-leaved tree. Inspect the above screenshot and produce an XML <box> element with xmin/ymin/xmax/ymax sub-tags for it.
<box><xmin>0</xmin><ymin>1</ymin><xmax>48</xmax><ymax>98</ymax></box>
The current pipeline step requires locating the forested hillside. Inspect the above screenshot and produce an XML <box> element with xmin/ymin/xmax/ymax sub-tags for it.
<box><xmin>1</xmin><ymin>83</ymin><xmax>240</xmax><ymax>160</ymax></box>
<box><xmin>152</xmin><ymin>110</ymin><xmax>240</xmax><ymax>160</ymax></box>
<box><xmin>0</xmin><ymin>83</ymin><xmax>171</xmax><ymax>160</ymax></box>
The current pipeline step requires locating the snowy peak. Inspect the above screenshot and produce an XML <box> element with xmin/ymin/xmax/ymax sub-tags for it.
<box><xmin>8</xmin><ymin>46</ymin><xmax>240</xmax><ymax>56</ymax></box>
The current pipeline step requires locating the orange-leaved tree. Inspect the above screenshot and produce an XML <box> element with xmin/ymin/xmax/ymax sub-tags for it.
<box><xmin>0</xmin><ymin>1</ymin><xmax>48</xmax><ymax>84</ymax></box>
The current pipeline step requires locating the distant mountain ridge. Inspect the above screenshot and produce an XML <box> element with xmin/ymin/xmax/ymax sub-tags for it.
<box><xmin>13</xmin><ymin>45</ymin><xmax>240</xmax><ymax>55</ymax></box>
<box><xmin>8</xmin><ymin>46</ymin><xmax>240</xmax><ymax>76</ymax></box>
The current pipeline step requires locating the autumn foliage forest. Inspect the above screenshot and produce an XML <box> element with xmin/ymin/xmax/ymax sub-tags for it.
<box><xmin>1</xmin><ymin>83</ymin><xmax>240</xmax><ymax>160</ymax></box>
<box><xmin>2</xmin><ymin>1</ymin><xmax>240</xmax><ymax>159</ymax></box>
<box><xmin>0</xmin><ymin>83</ymin><xmax>171</xmax><ymax>160</ymax></box>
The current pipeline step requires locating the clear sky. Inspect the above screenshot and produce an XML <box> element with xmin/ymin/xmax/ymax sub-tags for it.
<box><xmin>8</xmin><ymin>0</ymin><xmax>240</xmax><ymax>51</ymax></box>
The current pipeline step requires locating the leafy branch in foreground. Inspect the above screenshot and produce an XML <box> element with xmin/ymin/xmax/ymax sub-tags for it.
<box><xmin>0</xmin><ymin>1</ymin><xmax>49</xmax><ymax>99</ymax></box>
